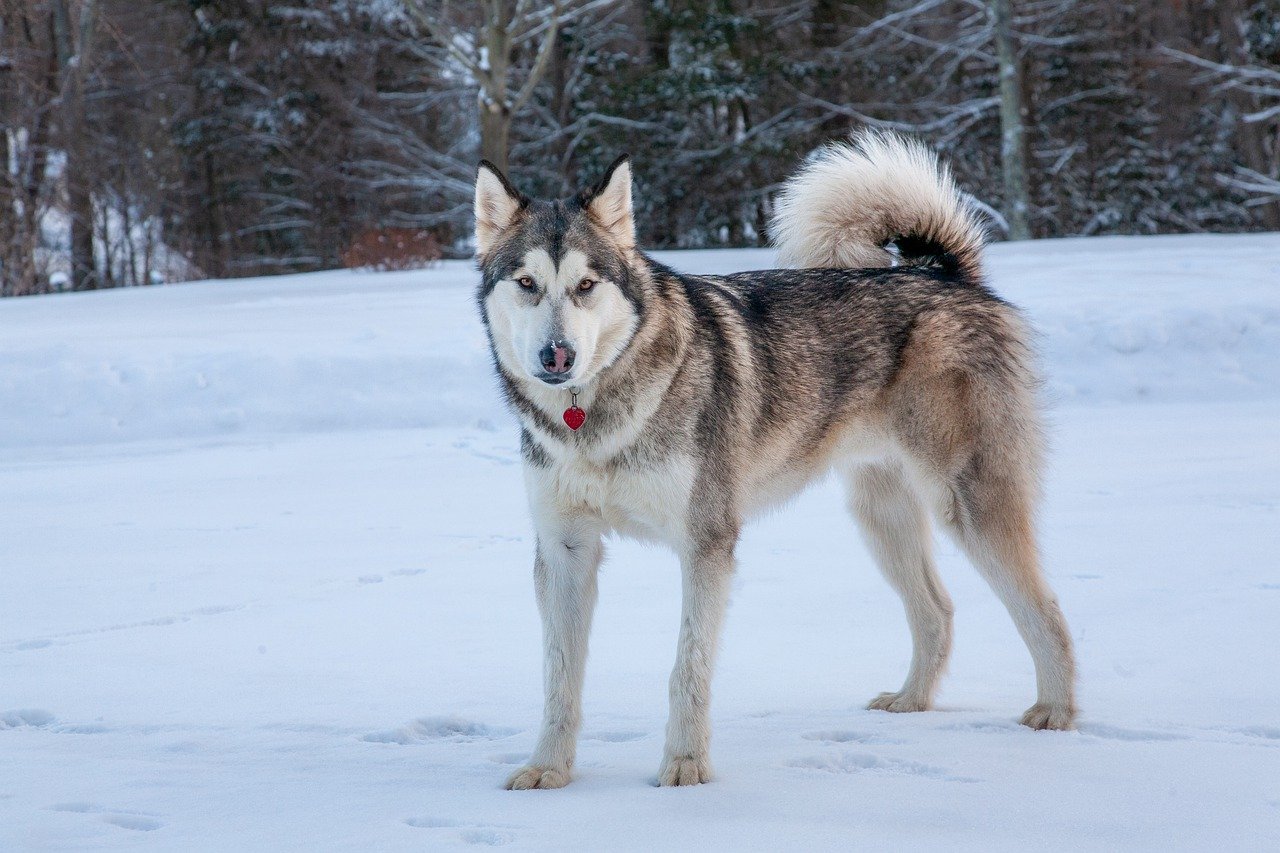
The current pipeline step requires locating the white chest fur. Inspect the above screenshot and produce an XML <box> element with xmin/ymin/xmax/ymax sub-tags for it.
<box><xmin>524</xmin><ymin>447</ymin><xmax>696</xmax><ymax>548</ymax></box>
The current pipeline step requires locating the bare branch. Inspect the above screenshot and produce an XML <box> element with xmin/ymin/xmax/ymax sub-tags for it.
<box><xmin>401</xmin><ymin>1</ymin><xmax>486</xmax><ymax>84</ymax></box>
<box><xmin>510</xmin><ymin>0</ymin><xmax>561</xmax><ymax>113</ymax></box>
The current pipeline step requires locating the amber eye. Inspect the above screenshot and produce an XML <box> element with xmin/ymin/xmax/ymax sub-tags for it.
<box><xmin>578</xmin><ymin>278</ymin><xmax>596</xmax><ymax>293</ymax></box>
<box><xmin>516</xmin><ymin>276</ymin><xmax>535</xmax><ymax>290</ymax></box>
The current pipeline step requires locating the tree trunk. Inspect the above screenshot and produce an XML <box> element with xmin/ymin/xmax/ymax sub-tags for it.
<box><xmin>0</xmin><ymin>22</ymin><xmax>15</xmax><ymax>297</ymax></box>
<box><xmin>645</xmin><ymin>1</ymin><xmax>671</xmax><ymax>70</ymax></box>
<box><xmin>1</xmin><ymin>4</ymin><xmax>55</xmax><ymax>296</ymax></box>
<box><xmin>811</xmin><ymin>0</ymin><xmax>841</xmax><ymax>49</ymax></box>
<box><xmin>478</xmin><ymin>4</ymin><xmax>512</xmax><ymax>175</ymax></box>
<box><xmin>52</xmin><ymin>0</ymin><xmax>99</xmax><ymax>289</ymax></box>
<box><xmin>549</xmin><ymin>22</ymin><xmax>574</xmax><ymax>193</ymax></box>
<box><xmin>67</xmin><ymin>172</ymin><xmax>96</xmax><ymax>289</ymax></box>
<box><xmin>988</xmin><ymin>0</ymin><xmax>1031</xmax><ymax>240</ymax></box>
<box><xmin>480</xmin><ymin>97</ymin><xmax>511</xmax><ymax>174</ymax></box>
<box><xmin>200</xmin><ymin>152</ymin><xmax>226</xmax><ymax>278</ymax></box>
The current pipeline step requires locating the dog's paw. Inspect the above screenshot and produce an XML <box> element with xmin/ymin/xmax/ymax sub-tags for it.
<box><xmin>505</xmin><ymin>765</ymin><xmax>570</xmax><ymax>790</ymax></box>
<box><xmin>1020</xmin><ymin>703</ymin><xmax>1076</xmax><ymax>731</ymax></box>
<box><xmin>866</xmin><ymin>691</ymin><xmax>929</xmax><ymax>713</ymax></box>
<box><xmin>657</xmin><ymin>754</ymin><xmax>713</xmax><ymax>786</ymax></box>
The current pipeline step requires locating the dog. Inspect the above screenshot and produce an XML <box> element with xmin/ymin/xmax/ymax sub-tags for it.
<box><xmin>473</xmin><ymin>131</ymin><xmax>1076</xmax><ymax>789</ymax></box>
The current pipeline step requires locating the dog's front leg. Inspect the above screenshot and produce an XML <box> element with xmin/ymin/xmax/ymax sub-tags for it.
<box><xmin>659</xmin><ymin>536</ymin><xmax>736</xmax><ymax>786</ymax></box>
<box><xmin>506</xmin><ymin>512</ymin><xmax>603</xmax><ymax>791</ymax></box>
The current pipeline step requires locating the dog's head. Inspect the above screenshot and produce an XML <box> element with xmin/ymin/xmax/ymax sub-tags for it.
<box><xmin>474</xmin><ymin>157</ymin><xmax>643</xmax><ymax>390</ymax></box>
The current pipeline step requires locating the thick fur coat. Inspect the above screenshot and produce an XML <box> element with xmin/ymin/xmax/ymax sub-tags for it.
<box><xmin>474</xmin><ymin>132</ymin><xmax>1076</xmax><ymax>789</ymax></box>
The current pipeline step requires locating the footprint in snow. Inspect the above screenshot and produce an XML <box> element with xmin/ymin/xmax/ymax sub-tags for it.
<box><xmin>2</xmin><ymin>604</ymin><xmax>245</xmax><ymax>654</ymax></box>
<box><xmin>50</xmin><ymin>721</ymin><xmax>109</xmax><ymax>734</ymax></box>
<box><xmin>801</xmin><ymin>729</ymin><xmax>905</xmax><ymax>746</ymax></box>
<box><xmin>362</xmin><ymin>716</ymin><xmax>517</xmax><ymax>745</ymax></box>
<box><xmin>0</xmin><ymin>709</ymin><xmax>56</xmax><ymax>729</ymax></box>
<box><xmin>939</xmin><ymin>719</ymin><xmax>1023</xmax><ymax>734</ymax></box>
<box><xmin>1</xmin><ymin>710</ymin><xmax>111</xmax><ymax>735</ymax></box>
<box><xmin>359</xmin><ymin>568</ymin><xmax>429</xmax><ymax>585</ymax></box>
<box><xmin>51</xmin><ymin>803</ymin><xmax>164</xmax><ymax>832</ymax></box>
<box><xmin>1077</xmin><ymin>722</ymin><xmax>1188</xmax><ymax>742</ymax></box>
<box><xmin>451</xmin><ymin>439</ymin><xmax>519</xmax><ymax>467</ymax></box>
<box><xmin>460</xmin><ymin>829</ymin><xmax>516</xmax><ymax>846</ymax></box>
<box><xmin>1225</xmin><ymin>725</ymin><xmax>1280</xmax><ymax>743</ymax></box>
<box><xmin>787</xmin><ymin>751</ymin><xmax>978</xmax><ymax>782</ymax></box>
<box><xmin>103</xmin><ymin>814</ymin><xmax>164</xmax><ymax>831</ymax></box>
<box><xmin>405</xmin><ymin>817</ymin><xmax>518</xmax><ymax>846</ymax></box>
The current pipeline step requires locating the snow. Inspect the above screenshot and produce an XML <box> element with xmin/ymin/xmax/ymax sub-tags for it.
<box><xmin>2</xmin><ymin>233</ymin><xmax>1278</xmax><ymax>850</ymax></box>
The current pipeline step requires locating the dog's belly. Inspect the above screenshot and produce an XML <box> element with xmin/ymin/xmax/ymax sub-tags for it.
<box><xmin>739</xmin><ymin>417</ymin><xmax>895</xmax><ymax>519</ymax></box>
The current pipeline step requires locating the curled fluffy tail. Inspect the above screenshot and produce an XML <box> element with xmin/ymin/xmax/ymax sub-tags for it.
<box><xmin>770</xmin><ymin>131</ymin><xmax>986</xmax><ymax>281</ymax></box>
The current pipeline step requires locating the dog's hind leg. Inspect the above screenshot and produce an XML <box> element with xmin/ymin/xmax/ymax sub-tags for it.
<box><xmin>901</xmin><ymin>412</ymin><xmax>1077</xmax><ymax>729</ymax></box>
<box><xmin>658</xmin><ymin>534</ymin><xmax>736</xmax><ymax>786</ymax></box>
<box><xmin>938</xmin><ymin>456</ymin><xmax>1077</xmax><ymax>730</ymax></box>
<box><xmin>842</xmin><ymin>461</ymin><xmax>954</xmax><ymax>713</ymax></box>
<box><xmin>506</xmin><ymin>510</ymin><xmax>605</xmax><ymax>790</ymax></box>
<box><xmin>885</xmin><ymin>307</ymin><xmax>1077</xmax><ymax>731</ymax></box>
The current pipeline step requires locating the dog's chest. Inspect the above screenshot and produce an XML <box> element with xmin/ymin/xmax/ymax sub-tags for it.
<box><xmin>544</xmin><ymin>450</ymin><xmax>695</xmax><ymax>545</ymax></box>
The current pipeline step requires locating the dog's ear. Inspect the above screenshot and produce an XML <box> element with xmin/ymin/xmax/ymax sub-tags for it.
<box><xmin>584</xmin><ymin>155</ymin><xmax>634</xmax><ymax>250</ymax></box>
<box><xmin>475</xmin><ymin>161</ymin><xmax>525</xmax><ymax>256</ymax></box>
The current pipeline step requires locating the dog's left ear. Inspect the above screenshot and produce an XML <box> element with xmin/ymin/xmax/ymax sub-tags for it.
<box><xmin>584</xmin><ymin>155</ymin><xmax>634</xmax><ymax>250</ymax></box>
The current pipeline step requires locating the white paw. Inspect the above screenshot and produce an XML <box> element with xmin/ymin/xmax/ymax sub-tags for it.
<box><xmin>866</xmin><ymin>691</ymin><xmax>930</xmax><ymax>713</ymax></box>
<box><xmin>1020</xmin><ymin>703</ymin><xmax>1076</xmax><ymax>731</ymax></box>
<box><xmin>505</xmin><ymin>765</ymin><xmax>570</xmax><ymax>790</ymax></box>
<box><xmin>658</xmin><ymin>754</ymin><xmax>713</xmax><ymax>786</ymax></box>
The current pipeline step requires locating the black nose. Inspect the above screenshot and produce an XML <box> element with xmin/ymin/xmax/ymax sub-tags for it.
<box><xmin>539</xmin><ymin>341</ymin><xmax>576</xmax><ymax>374</ymax></box>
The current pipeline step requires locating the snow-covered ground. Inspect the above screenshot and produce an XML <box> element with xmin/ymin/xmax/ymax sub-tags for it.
<box><xmin>2</xmin><ymin>234</ymin><xmax>1278</xmax><ymax>850</ymax></box>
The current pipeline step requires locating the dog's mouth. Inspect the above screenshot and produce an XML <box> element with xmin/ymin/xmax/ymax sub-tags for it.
<box><xmin>534</xmin><ymin>371</ymin><xmax>571</xmax><ymax>386</ymax></box>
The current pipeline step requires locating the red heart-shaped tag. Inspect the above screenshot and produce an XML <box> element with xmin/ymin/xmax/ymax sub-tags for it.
<box><xmin>563</xmin><ymin>406</ymin><xmax>586</xmax><ymax>431</ymax></box>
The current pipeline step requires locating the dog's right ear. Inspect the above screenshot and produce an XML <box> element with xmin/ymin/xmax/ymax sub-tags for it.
<box><xmin>475</xmin><ymin>161</ymin><xmax>525</xmax><ymax>256</ymax></box>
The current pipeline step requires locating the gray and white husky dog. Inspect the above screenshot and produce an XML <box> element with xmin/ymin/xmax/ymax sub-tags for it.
<box><xmin>474</xmin><ymin>132</ymin><xmax>1076</xmax><ymax>789</ymax></box>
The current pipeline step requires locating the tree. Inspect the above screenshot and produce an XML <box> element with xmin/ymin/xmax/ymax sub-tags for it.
<box><xmin>402</xmin><ymin>0</ymin><xmax>598</xmax><ymax>174</ymax></box>
<box><xmin>1165</xmin><ymin>0</ymin><xmax>1280</xmax><ymax>229</ymax></box>
<box><xmin>51</xmin><ymin>0</ymin><xmax>99</xmax><ymax>289</ymax></box>
<box><xmin>987</xmin><ymin>0</ymin><xmax>1030</xmax><ymax>239</ymax></box>
<box><xmin>1</xmin><ymin>3</ymin><xmax>55</xmax><ymax>296</ymax></box>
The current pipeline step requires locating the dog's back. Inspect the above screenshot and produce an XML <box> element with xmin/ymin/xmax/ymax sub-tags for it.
<box><xmin>636</xmin><ymin>133</ymin><xmax>1042</xmax><ymax>525</ymax></box>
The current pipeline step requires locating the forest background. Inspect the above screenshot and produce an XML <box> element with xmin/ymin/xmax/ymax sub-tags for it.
<box><xmin>2</xmin><ymin>0</ymin><xmax>1277</xmax><ymax>295</ymax></box>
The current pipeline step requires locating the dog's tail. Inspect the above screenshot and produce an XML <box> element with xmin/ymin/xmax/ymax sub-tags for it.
<box><xmin>770</xmin><ymin>130</ymin><xmax>985</xmax><ymax>282</ymax></box>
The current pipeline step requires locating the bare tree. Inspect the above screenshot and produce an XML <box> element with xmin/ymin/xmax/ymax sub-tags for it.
<box><xmin>987</xmin><ymin>0</ymin><xmax>1030</xmax><ymax>239</ymax></box>
<box><xmin>51</xmin><ymin>0</ymin><xmax>99</xmax><ymax>289</ymax></box>
<box><xmin>1</xmin><ymin>2</ymin><xmax>56</xmax><ymax>296</ymax></box>
<box><xmin>401</xmin><ymin>0</ymin><xmax>617</xmax><ymax>173</ymax></box>
<box><xmin>1164</xmin><ymin>6</ymin><xmax>1280</xmax><ymax>227</ymax></box>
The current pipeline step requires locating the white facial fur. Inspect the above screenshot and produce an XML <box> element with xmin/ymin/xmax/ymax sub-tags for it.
<box><xmin>485</xmin><ymin>248</ymin><xmax>639</xmax><ymax>388</ymax></box>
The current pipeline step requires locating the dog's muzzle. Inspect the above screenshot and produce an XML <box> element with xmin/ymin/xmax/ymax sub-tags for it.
<box><xmin>536</xmin><ymin>340</ymin><xmax>576</xmax><ymax>385</ymax></box>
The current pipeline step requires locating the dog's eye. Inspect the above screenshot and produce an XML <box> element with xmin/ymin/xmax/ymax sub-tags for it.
<box><xmin>516</xmin><ymin>276</ymin><xmax>535</xmax><ymax>290</ymax></box>
<box><xmin>578</xmin><ymin>278</ymin><xmax>596</xmax><ymax>293</ymax></box>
